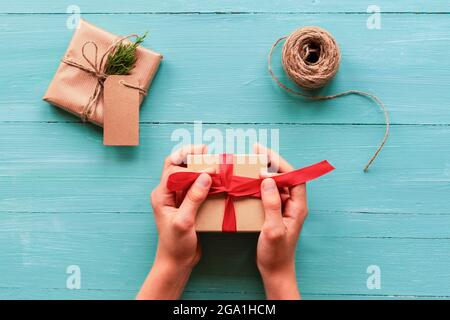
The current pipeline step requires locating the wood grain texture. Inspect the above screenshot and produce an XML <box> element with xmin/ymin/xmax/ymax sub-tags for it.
<box><xmin>1</xmin><ymin>226</ymin><xmax>450</xmax><ymax>298</ymax></box>
<box><xmin>1</xmin><ymin>124</ymin><xmax>449</xmax><ymax>215</ymax></box>
<box><xmin>0</xmin><ymin>1</ymin><xmax>448</xmax><ymax>13</ymax></box>
<box><xmin>0</xmin><ymin>14</ymin><xmax>449</xmax><ymax>124</ymax></box>
<box><xmin>0</xmin><ymin>2</ymin><xmax>449</xmax><ymax>300</ymax></box>
<box><xmin>1</xmin><ymin>124</ymin><xmax>450</xmax><ymax>299</ymax></box>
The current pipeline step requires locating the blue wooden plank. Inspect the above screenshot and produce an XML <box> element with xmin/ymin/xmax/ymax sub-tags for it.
<box><xmin>1</xmin><ymin>123</ymin><xmax>449</xmax><ymax>215</ymax></box>
<box><xmin>0</xmin><ymin>1</ymin><xmax>448</xmax><ymax>13</ymax></box>
<box><xmin>0</xmin><ymin>3</ymin><xmax>449</xmax><ymax>300</ymax></box>
<box><xmin>1</xmin><ymin>289</ymin><xmax>447</xmax><ymax>300</ymax></box>
<box><xmin>1</xmin><ymin>230</ymin><xmax>449</xmax><ymax>298</ymax></box>
<box><xmin>3</xmin><ymin>211</ymin><xmax>450</xmax><ymax>239</ymax></box>
<box><xmin>0</xmin><ymin>14</ymin><xmax>449</xmax><ymax>124</ymax></box>
<box><xmin>0</xmin><ymin>123</ymin><xmax>449</xmax><ymax>298</ymax></box>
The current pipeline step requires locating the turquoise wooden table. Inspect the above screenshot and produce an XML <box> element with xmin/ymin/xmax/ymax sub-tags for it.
<box><xmin>1</xmin><ymin>1</ymin><xmax>449</xmax><ymax>299</ymax></box>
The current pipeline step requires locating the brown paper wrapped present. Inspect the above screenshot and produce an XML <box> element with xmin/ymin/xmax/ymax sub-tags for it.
<box><xmin>188</xmin><ymin>154</ymin><xmax>268</xmax><ymax>232</ymax></box>
<box><xmin>43</xmin><ymin>19</ymin><xmax>162</xmax><ymax>126</ymax></box>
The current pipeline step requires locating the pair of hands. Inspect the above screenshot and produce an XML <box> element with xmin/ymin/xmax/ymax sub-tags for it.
<box><xmin>136</xmin><ymin>144</ymin><xmax>308</xmax><ymax>300</ymax></box>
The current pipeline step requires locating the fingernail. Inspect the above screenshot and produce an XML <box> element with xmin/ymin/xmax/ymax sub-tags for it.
<box><xmin>262</xmin><ymin>178</ymin><xmax>276</xmax><ymax>192</ymax></box>
<box><xmin>196</xmin><ymin>173</ymin><xmax>210</xmax><ymax>188</ymax></box>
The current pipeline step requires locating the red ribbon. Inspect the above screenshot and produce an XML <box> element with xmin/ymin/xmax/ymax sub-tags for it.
<box><xmin>167</xmin><ymin>154</ymin><xmax>335</xmax><ymax>232</ymax></box>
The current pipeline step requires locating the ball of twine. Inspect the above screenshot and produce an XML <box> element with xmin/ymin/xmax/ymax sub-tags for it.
<box><xmin>282</xmin><ymin>26</ymin><xmax>340</xmax><ymax>89</ymax></box>
<box><xmin>268</xmin><ymin>26</ymin><xmax>389</xmax><ymax>172</ymax></box>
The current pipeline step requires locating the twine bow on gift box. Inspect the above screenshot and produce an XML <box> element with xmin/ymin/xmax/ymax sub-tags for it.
<box><xmin>62</xmin><ymin>34</ymin><xmax>148</xmax><ymax>122</ymax></box>
<box><xmin>167</xmin><ymin>154</ymin><xmax>335</xmax><ymax>232</ymax></box>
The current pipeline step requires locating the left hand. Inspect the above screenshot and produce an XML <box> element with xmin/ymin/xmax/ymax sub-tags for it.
<box><xmin>137</xmin><ymin>145</ymin><xmax>211</xmax><ymax>299</ymax></box>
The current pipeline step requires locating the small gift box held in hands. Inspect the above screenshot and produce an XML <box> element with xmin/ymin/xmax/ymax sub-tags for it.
<box><xmin>189</xmin><ymin>154</ymin><xmax>268</xmax><ymax>232</ymax></box>
<box><xmin>167</xmin><ymin>154</ymin><xmax>335</xmax><ymax>232</ymax></box>
<box><xmin>43</xmin><ymin>19</ymin><xmax>162</xmax><ymax>145</ymax></box>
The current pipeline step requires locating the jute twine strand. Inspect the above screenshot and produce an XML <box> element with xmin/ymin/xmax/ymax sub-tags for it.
<box><xmin>62</xmin><ymin>34</ymin><xmax>147</xmax><ymax>122</ymax></box>
<box><xmin>268</xmin><ymin>26</ymin><xmax>389</xmax><ymax>172</ymax></box>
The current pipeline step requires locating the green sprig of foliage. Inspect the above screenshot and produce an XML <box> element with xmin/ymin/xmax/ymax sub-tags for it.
<box><xmin>105</xmin><ymin>32</ymin><xmax>148</xmax><ymax>75</ymax></box>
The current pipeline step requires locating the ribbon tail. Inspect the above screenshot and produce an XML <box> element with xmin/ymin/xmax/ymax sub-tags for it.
<box><xmin>222</xmin><ymin>196</ymin><xmax>237</xmax><ymax>232</ymax></box>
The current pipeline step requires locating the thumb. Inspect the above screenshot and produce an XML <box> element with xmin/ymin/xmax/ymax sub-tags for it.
<box><xmin>178</xmin><ymin>173</ymin><xmax>212</xmax><ymax>223</ymax></box>
<box><xmin>260</xmin><ymin>178</ymin><xmax>284</xmax><ymax>228</ymax></box>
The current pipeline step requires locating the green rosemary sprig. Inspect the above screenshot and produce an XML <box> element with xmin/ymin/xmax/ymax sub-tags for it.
<box><xmin>104</xmin><ymin>32</ymin><xmax>148</xmax><ymax>75</ymax></box>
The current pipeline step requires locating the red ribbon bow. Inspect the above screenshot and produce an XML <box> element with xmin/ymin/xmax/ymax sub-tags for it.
<box><xmin>167</xmin><ymin>154</ymin><xmax>335</xmax><ymax>232</ymax></box>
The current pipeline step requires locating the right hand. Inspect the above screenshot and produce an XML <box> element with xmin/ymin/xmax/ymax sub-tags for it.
<box><xmin>254</xmin><ymin>144</ymin><xmax>308</xmax><ymax>300</ymax></box>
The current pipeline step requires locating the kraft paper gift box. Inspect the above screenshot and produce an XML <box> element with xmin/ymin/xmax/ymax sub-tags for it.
<box><xmin>43</xmin><ymin>19</ymin><xmax>162</xmax><ymax>126</ymax></box>
<box><xmin>187</xmin><ymin>154</ymin><xmax>268</xmax><ymax>232</ymax></box>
